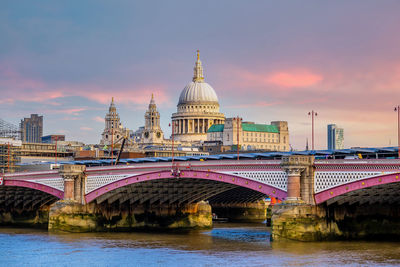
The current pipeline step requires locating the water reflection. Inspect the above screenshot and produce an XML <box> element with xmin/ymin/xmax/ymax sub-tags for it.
<box><xmin>0</xmin><ymin>224</ymin><xmax>399</xmax><ymax>266</ymax></box>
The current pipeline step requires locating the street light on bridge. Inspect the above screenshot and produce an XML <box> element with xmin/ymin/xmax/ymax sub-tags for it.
<box><xmin>395</xmin><ymin>106</ymin><xmax>400</xmax><ymax>159</ymax></box>
<box><xmin>308</xmin><ymin>110</ymin><xmax>318</xmax><ymax>150</ymax></box>
<box><xmin>169</xmin><ymin>121</ymin><xmax>177</xmax><ymax>167</ymax></box>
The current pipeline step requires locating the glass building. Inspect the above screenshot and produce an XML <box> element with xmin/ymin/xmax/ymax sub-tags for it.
<box><xmin>327</xmin><ymin>124</ymin><xmax>344</xmax><ymax>150</ymax></box>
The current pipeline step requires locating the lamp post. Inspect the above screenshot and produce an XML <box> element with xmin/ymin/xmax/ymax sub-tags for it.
<box><xmin>169</xmin><ymin>121</ymin><xmax>176</xmax><ymax>166</ymax></box>
<box><xmin>395</xmin><ymin>106</ymin><xmax>400</xmax><ymax>158</ymax></box>
<box><xmin>54</xmin><ymin>136</ymin><xmax>58</xmax><ymax>165</ymax></box>
<box><xmin>236</xmin><ymin>116</ymin><xmax>242</xmax><ymax>161</ymax></box>
<box><xmin>308</xmin><ymin>110</ymin><xmax>317</xmax><ymax>150</ymax></box>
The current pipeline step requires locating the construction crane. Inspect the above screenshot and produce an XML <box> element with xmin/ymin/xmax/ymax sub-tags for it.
<box><xmin>113</xmin><ymin>135</ymin><xmax>133</xmax><ymax>165</ymax></box>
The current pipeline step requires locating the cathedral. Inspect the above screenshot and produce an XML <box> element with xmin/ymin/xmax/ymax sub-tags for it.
<box><xmin>99</xmin><ymin>51</ymin><xmax>289</xmax><ymax>152</ymax></box>
<box><xmin>171</xmin><ymin>50</ymin><xmax>225</xmax><ymax>143</ymax></box>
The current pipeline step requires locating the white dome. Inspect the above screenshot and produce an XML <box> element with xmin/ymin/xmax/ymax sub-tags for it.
<box><xmin>178</xmin><ymin>81</ymin><xmax>219</xmax><ymax>105</ymax></box>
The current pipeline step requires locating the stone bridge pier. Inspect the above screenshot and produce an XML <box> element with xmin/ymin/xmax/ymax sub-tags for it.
<box><xmin>272</xmin><ymin>155</ymin><xmax>400</xmax><ymax>241</ymax></box>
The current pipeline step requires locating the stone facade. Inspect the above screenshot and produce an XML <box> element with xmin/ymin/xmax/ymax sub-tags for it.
<box><xmin>100</xmin><ymin>98</ymin><xmax>130</xmax><ymax>146</ymax></box>
<box><xmin>141</xmin><ymin>94</ymin><xmax>164</xmax><ymax>145</ymax></box>
<box><xmin>207</xmin><ymin>118</ymin><xmax>290</xmax><ymax>151</ymax></box>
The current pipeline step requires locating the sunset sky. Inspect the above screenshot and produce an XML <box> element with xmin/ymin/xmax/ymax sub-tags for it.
<box><xmin>1</xmin><ymin>1</ymin><xmax>400</xmax><ymax>149</ymax></box>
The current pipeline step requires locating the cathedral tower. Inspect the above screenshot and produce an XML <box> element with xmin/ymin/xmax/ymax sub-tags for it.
<box><xmin>100</xmin><ymin>98</ymin><xmax>129</xmax><ymax>146</ymax></box>
<box><xmin>142</xmin><ymin>94</ymin><xmax>164</xmax><ymax>144</ymax></box>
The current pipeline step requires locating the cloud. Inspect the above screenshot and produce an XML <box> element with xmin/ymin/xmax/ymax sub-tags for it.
<box><xmin>0</xmin><ymin>65</ymin><xmax>171</xmax><ymax>107</ymax></box>
<box><xmin>217</xmin><ymin>66</ymin><xmax>323</xmax><ymax>91</ymax></box>
<box><xmin>265</xmin><ymin>70</ymin><xmax>323</xmax><ymax>88</ymax></box>
<box><xmin>80</xmin><ymin>126</ymin><xmax>93</xmax><ymax>131</ymax></box>
<box><xmin>226</xmin><ymin>101</ymin><xmax>281</xmax><ymax>109</ymax></box>
<box><xmin>93</xmin><ymin>116</ymin><xmax>104</xmax><ymax>123</ymax></box>
<box><xmin>59</xmin><ymin>108</ymin><xmax>87</xmax><ymax>115</ymax></box>
<box><xmin>78</xmin><ymin>87</ymin><xmax>169</xmax><ymax>106</ymax></box>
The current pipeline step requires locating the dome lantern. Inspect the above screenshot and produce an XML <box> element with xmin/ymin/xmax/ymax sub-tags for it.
<box><xmin>193</xmin><ymin>50</ymin><xmax>204</xmax><ymax>82</ymax></box>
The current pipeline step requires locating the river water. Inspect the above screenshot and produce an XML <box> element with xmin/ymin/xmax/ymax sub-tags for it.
<box><xmin>0</xmin><ymin>223</ymin><xmax>399</xmax><ymax>266</ymax></box>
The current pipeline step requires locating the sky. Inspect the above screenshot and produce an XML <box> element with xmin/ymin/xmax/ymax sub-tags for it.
<box><xmin>1</xmin><ymin>0</ymin><xmax>400</xmax><ymax>150</ymax></box>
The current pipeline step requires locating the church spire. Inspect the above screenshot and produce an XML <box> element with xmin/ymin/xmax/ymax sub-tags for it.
<box><xmin>109</xmin><ymin>97</ymin><xmax>116</xmax><ymax>113</ymax></box>
<box><xmin>193</xmin><ymin>50</ymin><xmax>204</xmax><ymax>82</ymax></box>
<box><xmin>149</xmin><ymin>93</ymin><xmax>156</xmax><ymax>107</ymax></box>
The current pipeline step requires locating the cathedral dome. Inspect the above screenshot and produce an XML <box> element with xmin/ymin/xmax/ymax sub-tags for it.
<box><xmin>178</xmin><ymin>50</ymin><xmax>219</xmax><ymax>106</ymax></box>
<box><xmin>178</xmin><ymin>81</ymin><xmax>219</xmax><ymax>105</ymax></box>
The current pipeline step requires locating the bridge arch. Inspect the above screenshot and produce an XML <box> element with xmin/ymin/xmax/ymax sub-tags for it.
<box><xmin>1</xmin><ymin>180</ymin><xmax>63</xmax><ymax>210</ymax></box>
<box><xmin>85</xmin><ymin>170</ymin><xmax>287</xmax><ymax>204</ymax></box>
<box><xmin>3</xmin><ymin>180</ymin><xmax>64</xmax><ymax>199</ymax></box>
<box><xmin>315</xmin><ymin>172</ymin><xmax>400</xmax><ymax>205</ymax></box>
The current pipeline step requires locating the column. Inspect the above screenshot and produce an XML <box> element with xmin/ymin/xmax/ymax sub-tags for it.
<box><xmin>285</xmin><ymin>168</ymin><xmax>302</xmax><ymax>200</ymax></box>
<box><xmin>280</xmin><ymin>155</ymin><xmax>314</xmax><ymax>203</ymax></box>
<box><xmin>192</xmin><ymin>119</ymin><xmax>194</xmax><ymax>133</ymax></box>
<box><xmin>59</xmin><ymin>165</ymin><xmax>86</xmax><ymax>204</ymax></box>
<box><xmin>63</xmin><ymin>176</ymin><xmax>75</xmax><ymax>200</ymax></box>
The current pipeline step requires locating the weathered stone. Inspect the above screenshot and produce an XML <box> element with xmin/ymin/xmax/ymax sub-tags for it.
<box><xmin>271</xmin><ymin>201</ymin><xmax>400</xmax><ymax>241</ymax></box>
<box><xmin>271</xmin><ymin>202</ymin><xmax>342</xmax><ymax>241</ymax></box>
<box><xmin>48</xmin><ymin>200</ymin><xmax>212</xmax><ymax>232</ymax></box>
<box><xmin>0</xmin><ymin>206</ymin><xmax>50</xmax><ymax>228</ymax></box>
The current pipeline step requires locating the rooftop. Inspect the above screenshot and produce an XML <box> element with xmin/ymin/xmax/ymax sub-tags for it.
<box><xmin>207</xmin><ymin>123</ymin><xmax>279</xmax><ymax>133</ymax></box>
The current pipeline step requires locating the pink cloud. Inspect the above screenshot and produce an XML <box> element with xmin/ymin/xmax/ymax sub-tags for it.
<box><xmin>217</xmin><ymin>66</ymin><xmax>323</xmax><ymax>91</ymax></box>
<box><xmin>93</xmin><ymin>116</ymin><xmax>104</xmax><ymax>123</ymax></box>
<box><xmin>55</xmin><ymin>108</ymin><xmax>87</xmax><ymax>115</ymax></box>
<box><xmin>0</xmin><ymin>65</ymin><xmax>170</xmax><ymax>106</ymax></box>
<box><xmin>226</xmin><ymin>101</ymin><xmax>281</xmax><ymax>109</ymax></box>
<box><xmin>80</xmin><ymin>126</ymin><xmax>93</xmax><ymax>131</ymax></box>
<box><xmin>79</xmin><ymin>87</ymin><xmax>169</xmax><ymax>106</ymax></box>
<box><xmin>266</xmin><ymin>70</ymin><xmax>323</xmax><ymax>88</ymax></box>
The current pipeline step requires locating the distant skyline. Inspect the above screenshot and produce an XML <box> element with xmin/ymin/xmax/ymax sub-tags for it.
<box><xmin>1</xmin><ymin>1</ymin><xmax>400</xmax><ymax>149</ymax></box>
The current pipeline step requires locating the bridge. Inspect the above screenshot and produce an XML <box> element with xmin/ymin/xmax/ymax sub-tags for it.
<box><xmin>1</xmin><ymin>156</ymin><xmax>400</xmax><ymax>240</ymax></box>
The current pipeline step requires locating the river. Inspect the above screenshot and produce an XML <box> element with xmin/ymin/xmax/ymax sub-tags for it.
<box><xmin>0</xmin><ymin>223</ymin><xmax>399</xmax><ymax>266</ymax></box>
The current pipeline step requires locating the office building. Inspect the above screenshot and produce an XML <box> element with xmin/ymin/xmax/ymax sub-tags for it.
<box><xmin>20</xmin><ymin>114</ymin><xmax>43</xmax><ymax>143</ymax></box>
<box><xmin>327</xmin><ymin>124</ymin><xmax>344</xmax><ymax>150</ymax></box>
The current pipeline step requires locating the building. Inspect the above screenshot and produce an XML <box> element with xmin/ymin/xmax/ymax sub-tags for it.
<box><xmin>327</xmin><ymin>124</ymin><xmax>344</xmax><ymax>150</ymax></box>
<box><xmin>0</xmin><ymin>138</ymin><xmax>22</xmax><ymax>173</ymax></box>
<box><xmin>141</xmin><ymin>94</ymin><xmax>164</xmax><ymax>145</ymax></box>
<box><xmin>41</xmin><ymin>135</ymin><xmax>65</xmax><ymax>144</ymax></box>
<box><xmin>131</xmin><ymin>126</ymin><xmax>144</xmax><ymax>143</ymax></box>
<box><xmin>19</xmin><ymin>142</ymin><xmax>74</xmax><ymax>164</ymax></box>
<box><xmin>100</xmin><ymin>98</ymin><xmax>131</xmax><ymax>146</ymax></box>
<box><xmin>207</xmin><ymin>118</ymin><xmax>289</xmax><ymax>151</ymax></box>
<box><xmin>171</xmin><ymin>50</ymin><xmax>225</xmax><ymax>143</ymax></box>
<box><xmin>20</xmin><ymin>114</ymin><xmax>43</xmax><ymax>143</ymax></box>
